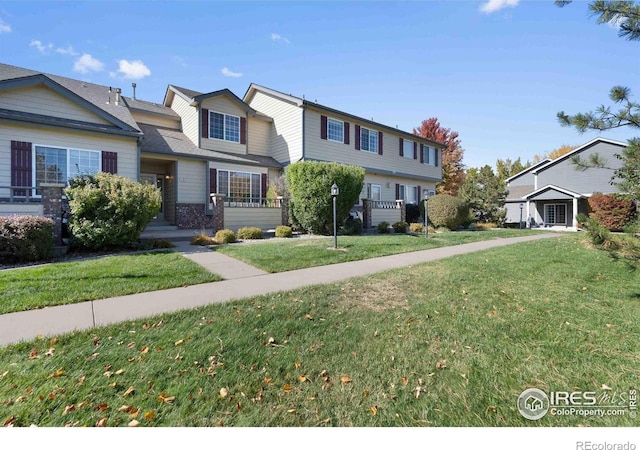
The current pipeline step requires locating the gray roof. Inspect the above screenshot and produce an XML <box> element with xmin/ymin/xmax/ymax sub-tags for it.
<box><xmin>122</xmin><ymin>96</ymin><xmax>180</xmax><ymax>119</ymax></box>
<box><xmin>138</xmin><ymin>123</ymin><xmax>283</xmax><ymax>168</ymax></box>
<box><xmin>506</xmin><ymin>185</ymin><xmax>534</xmax><ymax>200</ymax></box>
<box><xmin>169</xmin><ymin>85</ymin><xmax>204</xmax><ymax>99</ymax></box>
<box><xmin>0</xmin><ymin>62</ymin><xmax>141</xmax><ymax>133</ymax></box>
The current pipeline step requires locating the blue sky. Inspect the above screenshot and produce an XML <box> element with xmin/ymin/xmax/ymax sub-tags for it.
<box><xmin>1</xmin><ymin>0</ymin><xmax>638</xmax><ymax>169</ymax></box>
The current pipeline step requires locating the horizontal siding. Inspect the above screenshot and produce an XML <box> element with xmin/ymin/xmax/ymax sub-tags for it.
<box><xmin>247</xmin><ymin>91</ymin><xmax>302</xmax><ymax>164</ymax></box>
<box><xmin>360</xmin><ymin>174</ymin><xmax>436</xmax><ymax>203</ymax></box>
<box><xmin>200</xmin><ymin>96</ymin><xmax>247</xmax><ymax>155</ymax></box>
<box><xmin>0</xmin><ymin>85</ymin><xmax>112</xmax><ymax>125</ymax></box>
<box><xmin>508</xmin><ymin>171</ymin><xmax>535</xmax><ymax>187</ymax></box>
<box><xmin>177</xmin><ymin>159</ymin><xmax>206</xmax><ymax>203</ymax></box>
<box><xmin>304</xmin><ymin>110</ymin><xmax>441</xmax><ymax>180</ymax></box>
<box><xmin>371</xmin><ymin>208</ymin><xmax>402</xmax><ymax>227</ymax></box>
<box><xmin>169</xmin><ymin>93</ymin><xmax>198</xmax><ymax>146</ymax></box>
<box><xmin>504</xmin><ymin>201</ymin><xmax>525</xmax><ymax>224</ymax></box>
<box><xmin>224</xmin><ymin>208</ymin><xmax>282</xmax><ymax>232</ymax></box>
<box><xmin>129</xmin><ymin>111</ymin><xmax>181</xmax><ymax>130</ymax></box>
<box><xmin>0</xmin><ymin>122</ymin><xmax>139</xmax><ymax>188</ymax></box>
<box><xmin>248</xmin><ymin>117</ymin><xmax>271</xmax><ymax>156</ymax></box>
<box><xmin>208</xmin><ymin>161</ymin><xmax>268</xmax><ymax>176</ymax></box>
<box><xmin>0</xmin><ymin>204</ymin><xmax>43</xmax><ymax>217</ymax></box>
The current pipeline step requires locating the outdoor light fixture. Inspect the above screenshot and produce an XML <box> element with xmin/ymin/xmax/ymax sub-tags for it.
<box><xmin>331</xmin><ymin>183</ymin><xmax>339</xmax><ymax>249</ymax></box>
<box><xmin>519</xmin><ymin>203</ymin><xmax>524</xmax><ymax>229</ymax></box>
<box><xmin>423</xmin><ymin>188</ymin><xmax>430</xmax><ymax>238</ymax></box>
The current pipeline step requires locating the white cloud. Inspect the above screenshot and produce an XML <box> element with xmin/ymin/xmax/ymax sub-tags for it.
<box><xmin>55</xmin><ymin>45</ymin><xmax>79</xmax><ymax>56</ymax></box>
<box><xmin>73</xmin><ymin>53</ymin><xmax>104</xmax><ymax>74</ymax></box>
<box><xmin>221</xmin><ymin>67</ymin><xmax>242</xmax><ymax>78</ymax></box>
<box><xmin>113</xmin><ymin>59</ymin><xmax>151</xmax><ymax>79</ymax></box>
<box><xmin>480</xmin><ymin>0</ymin><xmax>519</xmax><ymax>13</ymax></box>
<box><xmin>30</xmin><ymin>40</ymin><xmax>53</xmax><ymax>53</ymax></box>
<box><xmin>271</xmin><ymin>33</ymin><xmax>290</xmax><ymax>44</ymax></box>
<box><xmin>0</xmin><ymin>19</ymin><xmax>11</xmax><ymax>34</ymax></box>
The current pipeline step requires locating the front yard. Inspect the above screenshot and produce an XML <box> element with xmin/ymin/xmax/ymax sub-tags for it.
<box><xmin>1</xmin><ymin>235</ymin><xmax>637</xmax><ymax>427</ymax></box>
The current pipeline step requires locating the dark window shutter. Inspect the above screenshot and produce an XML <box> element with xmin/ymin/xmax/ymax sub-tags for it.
<box><xmin>435</xmin><ymin>148</ymin><xmax>439</xmax><ymax>167</ymax></box>
<box><xmin>420</xmin><ymin>144</ymin><xmax>424</xmax><ymax>164</ymax></box>
<box><xmin>344</xmin><ymin>122</ymin><xmax>350</xmax><ymax>145</ymax></box>
<box><xmin>261</xmin><ymin>173</ymin><xmax>268</xmax><ymax>199</ymax></box>
<box><xmin>102</xmin><ymin>152</ymin><xmax>117</xmax><ymax>174</ymax></box>
<box><xmin>395</xmin><ymin>183</ymin><xmax>400</xmax><ymax>200</ymax></box>
<box><xmin>413</xmin><ymin>142</ymin><xmax>418</xmax><ymax>160</ymax></box>
<box><xmin>320</xmin><ymin>115</ymin><xmax>327</xmax><ymax>140</ymax></box>
<box><xmin>209</xmin><ymin>168</ymin><xmax>217</xmax><ymax>195</ymax></box>
<box><xmin>202</xmin><ymin>108</ymin><xmax>209</xmax><ymax>139</ymax></box>
<box><xmin>378</xmin><ymin>132</ymin><xmax>383</xmax><ymax>155</ymax></box>
<box><xmin>417</xmin><ymin>185</ymin><xmax>422</xmax><ymax>202</ymax></box>
<box><xmin>240</xmin><ymin>117</ymin><xmax>247</xmax><ymax>145</ymax></box>
<box><xmin>11</xmin><ymin>140</ymin><xmax>32</xmax><ymax>196</ymax></box>
<box><xmin>354</xmin><ymin>125</ymin><xmax>361</xmax><ymax>150</ymax></box>
<box><xmin>399</xmin><ymin>138</ymin><xmax>404</xmax><ymax>157</ymax></box>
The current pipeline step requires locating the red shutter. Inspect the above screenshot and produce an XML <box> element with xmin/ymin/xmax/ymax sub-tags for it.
<box><xmin>320</xmin><ymin>115</ymin><xmax>327</xmax><ymax>140</ymax></box>
<box><xmin>413</xmin><ymin>142</ymin><xmax>418</xmax><ymax>160</ymax></box>
<box><xmin>378</xmin><ymin>132</ymin><xmax>383</xmax><ymax>155</ymax></box>
<box><xmin>399</xmin><ymin>138</ymin><xmax>404</xmax><ymax>157</ymax></box>
<box><xmin>102</xmin><ymin>152</ymin><xmax>117</xmax><ymax>174</ymax></box>
<box><xmin>344</xmin><ymin>122</ymin><xmax>350</xmax><ymax>145</ymax></box>
<box><xmin>209</xmin><ymin>168</ymin><xmax>217</xmax><ymax>195</ymax></box>
<box><xmin>261</xmin><ymin>173</ymin><xmax>268</xmax><ymax>200</ymax></box>
<box><xmin>435</xmin><ymin>148</ymin><xmax>439</xmax><ymax>167</ymax></box>
<box><xmin>201</xmin><ymin>108</ymin><xmax>209</xmax><ymax>139</ymax></box>
<box><xmin>395</xmin><ymin>183</ymin><xmax>400</xmax><ymax>200</ymax></box>
<box><xmin>420</xmin><ymin>144</ymin><xmax>424</xmax><ymax>164</ymax></box>
<box><xmin>354</xmin><ymin>125</ymin><xmax>361</xmax><ymax>150</ymax></box>
<box><xmin>11</xmin><ymin>141</ymin><xmax>32</xmax><ymax>196</ymax></box>
<box><xmin>240</xmin><ymin>117</ymin><xmax>247</xmax><ymax>145</ymax></box>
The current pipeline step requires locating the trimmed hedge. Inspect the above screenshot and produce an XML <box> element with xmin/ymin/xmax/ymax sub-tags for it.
<box><xmin>392</xmin><ymin>221</ymin><xmax>408</xmax><ymax>233</ymax></box>
<box><xmin>427</xmin><ymin>195</ymin><xmax>469</xmax><ymax>230</ymax></box>
<box><xmin>377</xmin><ymin>221</ymin><xmax>390</xmax><ymax>234</ymax></box>
<box><xmin>214</xmin><ymin>229</ymin><xmax>237</xmax><ymax>244</ymax></box>
<box><xmin>237</xmin><ymin>227</ymin><xmax>263</xmax><ymax>240</ymax></box>
<box><xmin>275</xmin><ymin>225</ymin><xmax>293</xmax><ymax>238</ymax></box>
<box><xmin>0</xmin><ymin>215</ymin><xmax>54</xmax><ymax>263</ymax></box>
<box><xmin>588</xmin><ymin>193</ymin><xmax>636</xmax><ymax>232</ymax></box>
<box><xmin>409</xmin><ymin>222</ymin><xmax>425</xmax><ymax>233</ymax></box>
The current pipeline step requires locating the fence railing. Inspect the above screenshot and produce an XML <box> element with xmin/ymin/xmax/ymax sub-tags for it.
<box><xmin>0</xmin><ymin>186</ymin><xmax>41</xmax><ymax>203</ymax></box>
<box><xmin>223</xmin><ymin>197</ymin><xmax>285</xmax><ymax>208</ymax></box>
<box><xmin>371</xmin><ymin>200</ymin><xmax>403</xmax><ymax>209</ymax></box>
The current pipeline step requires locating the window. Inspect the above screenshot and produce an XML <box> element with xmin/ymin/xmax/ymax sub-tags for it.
<box><xmin>34</xmin><ymin>145</ymin><xmax>101</xmax><ymax>194</ymax></box>
<box><xmin>544</xmin><ymin>204</ymin><xmax>567</xmax><ymax>225</ymax></box>
<box><xmin>217</xmin><ymin>170</ymin><xmax>262</xmax><ymax>203</ymax></box>
<box><xmin>403</xmin><ymin>140</ymin><xmax>414</xmax><ymax>159</ymax></box>
<box><xmin>422</xmin><ymin>146</ymin><xmax>437</xmax><ymax>166</ymax></box>
<box><xmin>327</xmin><ymin>118</ymin><xmax>344</xmax><ymax>142</ymax></box>
<box><xmin>366</xmin><ymin>183</ymin><xmax>381</xmax><ymax>201</ymax></box>
<box><xmin>209</xmin><ymin>111</ymin><xmax>240</xmax><ymax>143</ymax></box>
<box><xmin>399</xmin><ymin>184</ymin><xmax>418</xmax><ymax>204</ymax></box>
<box><xmin>360</xmin><ymin>127</ymin><xmax>378</xmax><ymax>153</ymax></box>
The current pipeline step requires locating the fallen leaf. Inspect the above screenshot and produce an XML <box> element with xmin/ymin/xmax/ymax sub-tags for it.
<box><xmin>47</xmin><ymin>369</ymin><xmax>64</xmax><ymax>379</ymax></box>
<box><xmin>283</xmin><ymin>384</ymin><xmax>293</xmax><ymax>393</ymax></box>
<box><xmin>0</xmin><ymin>371</ymin><xmax>7</xmax><ymax>378</ymax></box>
<box><xmin>370</xmin><ymin>406</ymin><xmax>378</xmax><ymax>416</ymax></box>
<box><xmin>294</xmin><ymin>361</ymin><xmax>301</xmax><ymax>369</ymax></box>
<box><xmin>287</xmin><ymin>409</ymin><xmax>296</xmax><ymax>414</ymax></box>
<box><xmin>602</xmin><ymin>384</ymin><xmax>612</xmax><ymax>391</ymax></box>
<box><xmin>3</xmin><ymin>416</ymin><xmax>16</xmax><ymax>427</ymax></box>
<box><xmin>45</xmin><ymin>348</ymin><xmax>55</xmax><ymax>357</ymax></box>
<box><xmin>140</xmin><ymin>346</ymin><xmax>149</xmax><ymax>354</ymax></box>
<box><xmin>263</xmin><ymin>377</ymin><xmax>273</xmax><ymax>384</ymax></box>
<box><xmin>401</xmin><ymin>377</ymin><xmax>409</xmax><ymax>386</ymax></box>
<box><xmin>144</xmin><ymin>410</ymin><xmax>156</xmax><ymax>421</ymax></box>
<box><xmin>304</xmin><ymin>314</ymin><xmax>313</xmax><ymax>320</ymax></box>
<box><xmin>605</xmin><ymin>324</ymin><xmax>613</xmax><ymax>328</ymax></box>
<box><xmin>63</xmin><ymin>404</ymin><xmax>75</xmax><ymax>415</ymax></box>
<box><xmin>299</xmin><ymin>375</ymin><xmax>308</xmax><ymax>383</ymax></box>
<box><xmin>414</xmin><ymin>386</ymin><xmax>422</xmax><ymax>398</ymax></box>
<box><xmin>219</xmin><ymin>388</ymin><xmax>228</xmax><ymax>398</ymax></box>
<box><xmin>115</xmin><ymin>369</ymin><xmax>124</xmax><ymax>375</ymax></box>
<box><xmin>96</xmin><ymin>404</ymin><xmax>109</xmax><ymax>412</ymax></box>
<box><xmin>174</xmin><ymin>339</ymin><xmax>184</xmax><ymax>346</ymax></box>
<box><xmin>123</xmin><ymin>386</ymin><xmax>135</xmax><ymax>397</ymax></box>
<box><xmin>50</xmin><ymin>338</ymin><xmax>58</xmax><ymax>346</ymax></box>
<box><xmin>118</xmin><ymin>405</ymin><xmax>132</xmax><ymax>413</ymax></box>
<box><xmin>127</xmin><ymin>342</ymin><xmax>136</xmax><ymax>349</ymax></box>
<box><xmin>436</xmin><ymin>359</ymin><xmax>447</xmax><ymax>370</ymax></box>
<box><xmin>29</xmin><ymin>349</ymin><xmax>39</xmax><ymax>360</ymax></box>
<box><xmin>96</xmin><ymin>418</ymin><xmax>107</xmax><ymax>427</ymax></box>
<box><xmin>340</xmin><ymin>376</ymin><xmax>352</xmax><ymax>384</ymax></box>
<box><xmin>103</xmin><ymin>371</ymin><xmax>113</xmax><ymax>378</ymax></box>
<box><xmin>128</xmin><ymin>420</ymin><xmax>140</xmax><ymax>427</ymax></box>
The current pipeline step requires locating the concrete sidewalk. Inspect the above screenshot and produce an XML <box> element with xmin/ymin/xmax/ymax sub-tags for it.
<box><xmin>0</xmin><ymin>233</ymin><xmax>562</xmax><ymax>346</ymax></box>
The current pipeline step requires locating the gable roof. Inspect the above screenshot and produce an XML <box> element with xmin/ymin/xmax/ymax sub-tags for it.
<box><xmin>505</xmin><ymin>158</ymin><xmax>551</xmax><ymax>183</ymax></box>
<box><xmin>532</xmin><ymin>138</ymin><xmax>627</xmax><ymax>174</ymax></box>
<box><xmin>0</xmin><ymin>62</ymin><xmax>141</xmax><ymax>135</ymax></box>
<box><xmin>523</xmin><ymin>184</ymin><xmax>584</xmax><ymax>200</ymax></box>
<box><xmin>244</xmin><ymin>83</ymin><xmax>446</xmax><ymax>148</ymax></box>
<box><xmin>164</xmin><ymin>85</ymin><xmax>270</xmax><ymax>120</ymax></box>
<box><xmin>122</xmin><ymin>96</ymin><xmax>180</xmax><ymax>120</ymax></box>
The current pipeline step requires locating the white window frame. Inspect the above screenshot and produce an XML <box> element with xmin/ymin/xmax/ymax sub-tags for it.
<box><xmin>422</xmin><ymin>146</ymin><xmax>437</xmax><ymax>166</ymax></box>
<box><xmin>360</xmin><ymin>127</ymin><xmax>378</xmax><ymax>153</ymax></box>
<box><xmin>544</xmin><ymin>203</ymin><xmax>567</xmax><ymax>225</ymax></box>
<box><xmin>209</xmin><ymin>111</ymin><xmax>241</xmax><ymax>143</ymax></box>
<box><xmin>366</xmin><ymin>183</ymin><xmax>382</xmax><ymax>201</ymax></box>
<box><xmin>32</xmin><ymin>144</ymin><xmax>102</xmax><ymax>197</ymax></box>
<box><xmin>399</xmin><ymin>184</ymin><xmax>418</xmax><ymax>204</ymax></box>
<box><xmin>327</xmin><ymin>118</ymin><xmax>344</xmax><ymax>143</ymax></box>
<box><xmin>217</xmin><ymin>169</ymin><xmax>263</xmax><ymax>203</ymax></box>
<box><xmin>403</xmin><ymin>140</ymin><xmax>414</xmax><ymax>159</ymax></box>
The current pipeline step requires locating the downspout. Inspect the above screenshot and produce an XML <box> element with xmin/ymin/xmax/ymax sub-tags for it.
<box><xmin>301</xmin><ymin>107</ymin><xmax>306</xmax><ymax>161</ymax></box>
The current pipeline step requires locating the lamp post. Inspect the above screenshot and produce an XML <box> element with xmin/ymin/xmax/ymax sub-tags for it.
<box><xmin>422</xmin><ymin>189</ymin><xmax>429</xmax><ymax>238</ymax></box>
<box><xmin>519</xmin><ymin>203</ymin><xmax>524</xmax><ymax>229</ymax></box>
<box><xmin>331</xmin><ymin>183</ymin><xmax>339</xmax><ymax>249</ymax></box>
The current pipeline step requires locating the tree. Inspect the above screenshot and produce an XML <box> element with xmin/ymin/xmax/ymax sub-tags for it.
<box><xmin>496</xmin><ymin>157</ymin><xmax>530</xmax><ymax>181</ymax></box>
<box><xmin>413</xmin><ymin>118</ymin><xmax>465</xmax><ymax>196</ymax></box>
<box><xmin>459</xmin><ymin>165</ymin><xmax>508</xmax><ymax>224</ymax></box>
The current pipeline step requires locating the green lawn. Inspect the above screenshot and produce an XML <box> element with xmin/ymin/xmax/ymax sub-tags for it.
<box><xmin>1</xmin><ymin>235</ymin><xmax>637</xmax><ymax>427</ymax></box>
<box><xmin>0</xmin><ymin>252</ymin><xmax>220</xmax><ymax>315</ymax></box>
<box><xmin>216</xmin><ymin>229</ymin><xmax>548</xmax><ymax>272</ymax></box>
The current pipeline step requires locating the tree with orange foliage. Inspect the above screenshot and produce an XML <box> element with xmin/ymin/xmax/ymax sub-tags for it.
<box><xmin>413</xmin><ymin>118</ymin><xmax>465</xmax><ymax>196</ymax></box>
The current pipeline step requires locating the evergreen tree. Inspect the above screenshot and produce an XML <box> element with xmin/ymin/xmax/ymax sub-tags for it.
<box><xmin>496</xmin><ymin>157</ymin><xmax>530</xmax><ymax>181</ymax></box>
<box><xmin>459</xmin><ymin>165</ymin><xmax>508</xmax><ymax>224</ymax></box>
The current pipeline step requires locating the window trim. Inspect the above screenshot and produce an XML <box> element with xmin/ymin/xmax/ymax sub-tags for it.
<box><xmin>208</xmin><ymin>110</ymin><xmax>241</xmax><ymax>143</ymax></box>
<box><xmin>399</xmin><ymin>184</ymin><xmax>418</xmax><ymax>204</ymax></box>
<box><xmin>217</xmin><ymin>169</ymin><xmax>263</xmax><ymax>203</ymax></box>
<box><xmin>327</xmin><ymin>117</ymin><xmax>344</xmax><ymax>143</ymax></box>
<box><xmin>422</xmin><ymin>145</ymin><xmax>437</xmax><ymax>166</ymax></box>
<box><xmin>403</xmin><ymin>140</ymin><xmax>414</xmax><ymax>159</ymax></box>
<box><xmin>366</xmin><ymin>183</ymin><xmax>382</xmax><ymax>201</ymax></box>
<box><xmin>32</xmin><ymin>144</ymin><xmax>102</xmax><ymax>197</ymax></box>
<box><xmin>360</xmin><ymin>126</ymin><xmax>378</xmax><ymax>154</ymax></box>
<box><xmin>544</xmin><ymin>203</ymin><xmax>567</xmax><ymax>225</ymax></box>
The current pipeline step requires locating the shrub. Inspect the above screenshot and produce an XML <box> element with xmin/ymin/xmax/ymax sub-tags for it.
<box><xmin>214</xmin><ymin>229</ymin><xmax>237</xmax><ymax>244</ymax></box>
<box><xmin>409</xmin><ymin>222</ymin><xmax>425</xmax><ymax>233</ymax></box>
<box><xmin>392</xmin><ymin>221</ymin><xmax>408</xmax><ymax>233</ymax></box>
<box><xmin>474</xmin><ymin>222</ymin><xmax>498</xmax><ymax>230</ymax></box>
<box><xmin>275</xmin><ymin>225</ymin><xmax>293</xmax><ymax>238</ymax></box>
<box><xmin>426</xmin><ymin>195</ymin><xmax>469</xmax><ymax>230</ymax></box>
<box><xmin>588</xmin><ymin>193</ymin><xmax>636</xmax><ymax>232</ymax></box>
<box><xmin>583</xmin><ymin>217</ymin><xmax>618</xmax><ymax>250</ymax></box>
<box><xmin>405</xmin><ymin>203</ymin><xmax>420</xmax><ymax>224</ymax></box>
<box><xmin>377</xmin><ymin>221</ymin><xmax>390</xmax><ymax>234</ymax></box>
<box><xmin>576</xmin><ymin>213</ymin><xmax>589</xmax><ymax>229</ymax></box>
<box><xmin>191</xmin><ymin>233</ymin><xmax>216</xmax><ymax>246</ymax></box>
<box><xmin>341</xmin><ymin>217</ymin><xmax>362</xmax><ymax>235</ymax></box>
<box><xmin>147</xmin><ymin>239</ymin><xmax>175</xmax><ymax>249</ymax></box>
<box><xmin>65</xmin><ymin>172</ymin><xmax>161</xmax><ymax>250</ymax></box>
<box><xmin>237</xmin><ymin>227</ymin><xmax>263</xmax><ymax>240</ymax></box>
<box><xmin>0</xmin><ymin>215</ymin><xmax>54</xmax><ymax>263</ymax></box>
<box><xmin>285</xmin><ymin>161</ymin><xmax>365</xmax><ymax>235</ymax></box>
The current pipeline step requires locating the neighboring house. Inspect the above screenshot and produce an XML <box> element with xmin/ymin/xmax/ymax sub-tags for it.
<box><xmin>504</xmin><ymin>138</ymin><xmax>626</xmax><ymax>230</ymax></box>
<box><xmin>1</xmin><ymin>62</ymin><xmax>444</xmax><ymax>231</ymax></box>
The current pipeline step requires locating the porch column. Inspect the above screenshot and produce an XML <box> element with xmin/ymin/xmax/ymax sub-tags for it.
<box><xmin>41</xmin><ymin>183</ymin><xmax>66</xmax><ymax>246</ymax></box>
<box><xmin>210</xmin><ymin>193</ymin><xmax>225</xmax><ymax>232</ymax></box>
<box><xmin>362</xmin><ymin>198</ymin><xmax>372</xmax><ymax>229</ymax></box>
<box><xmin>396</xmin><ymin>200</ymin><xmax>406</xmax><ymax>222</ymax></box>
<box><xmin>572</xmin><ymin>197</ymin><xmax>578</xmax><ymax>229</ymax></box>
<box><xmin>278</xmin><ymin>196</ymin><xmax>289</xmax><ymax>226</ymax></box>
<box><xmin>526</xmin><ymin>201</ymin><xmax>531</xmax><ymax>228</ymax></box>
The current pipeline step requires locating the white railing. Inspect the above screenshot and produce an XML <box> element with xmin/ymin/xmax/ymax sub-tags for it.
<box><xmin>0</xmin><ymin>186</ymin><xmax>41</xmax><ymax>203</ymax></box>
<box><xmin>223</xmin><ymin>197</ymin><xmax>284</xmax><ymax>208</ymax></box>
<box><xmin>371</xmin><ymin>200</ymin><xmax>403</xmax><ymax>209</ymax></box>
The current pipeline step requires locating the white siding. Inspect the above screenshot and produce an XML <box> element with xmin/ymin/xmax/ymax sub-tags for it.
<box><xmin>0</xmin><ymin>204</ymin><xmax>43</xmax><ymax>217</ymax></box>
<box><xmin>247</xmin><ymin>90</ymin><xmax>303</xmax><ymax>164</ymax></box>
<box><xmin>200</xmin><ymin>96</ymin><xmax>247</xmax><ymax>155</ymax></box>
<box><xmin>209</xmin><ymin>161</ymin><xmax>268</xmax><ymax>176</ymax></box>
<box><xmin>0</xmin><ymin>85</ymin><xmax>112</xmax><ymax>125</ymax></box>
<box><xmin>248</xmin><ymin>116</ymin><xmax>271</xmax><ymax>156</ymax></box>
<box><xmin>177</xmin><ymin>159</ymin><xmax>206</xmax><ymax>203</ymax></box>
<box><xmin>169</xmin><ymin>93</ymin><xmax>198</xmax><ymax>146</ymax></box>
<box><xmin>129</xmin><ymin>111</ymin><xmax>180</xmax><ymax>130</ymax></box>
<box><xmin>224</xmin><ymin>208</ymin><xmax>282</xmax><ymax>232</ymax></box>
<box><xmin>360</xmin><ymin>173</ymin><xmax>436</xmax><ymax>203</ymax></box>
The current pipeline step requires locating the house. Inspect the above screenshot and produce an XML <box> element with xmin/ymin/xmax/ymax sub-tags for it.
<box><xmin>1</xmin><ymin>62</ymin><xmax>444</xmax><ymax>231</ymax></box>
<box><xmin>504</xmin><ymin>138</ymin><xmax>626</xmax><ymax>230</ymax></box>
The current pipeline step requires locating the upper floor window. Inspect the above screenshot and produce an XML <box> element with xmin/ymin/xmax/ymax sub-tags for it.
<box><xmin>403</xmin><ymin>140</ymin><xmax>414</xmax><ymax>159</ymax></box>
<box><xmin>327</xmin><ymin>118</ymin><xmax>344</xmax><ymax>142</ymax></box>
<box><xmin>422</xmin><ymin>146</ymin><xmax>438</xmax><ymax>166</ymax></box>
<box><xmin>209</xmin><ymin>111</ymin><xmax>240</xmax><ymax>143</ymax></box>
<box><xmin>360</xmin><ymin>127</ymin><xmax>378</xmax><ymax>153</ymax></box>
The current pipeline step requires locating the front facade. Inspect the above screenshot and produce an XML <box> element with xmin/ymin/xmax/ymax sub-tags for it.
<box><xmin>0</xmin><ymin>62</ymin><xmax>443</xmax><ymax>231</ymax></box>
<box><xmin>504</xmin><ymin>138</ymin><xmax>626</xmax><ymax>230</ymax></box>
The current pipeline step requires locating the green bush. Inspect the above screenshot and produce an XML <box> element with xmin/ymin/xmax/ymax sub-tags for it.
<box><xmin>377</xmin><ymin>221</ymin><xmax>390</xmax><ymax>234</ymax></box>
<box><xmin>65</xmin><ymin>172</ymin><xmax>161</xmax><ymax>250</ymax></box>
<box><xmin>588</xmin><ymin>193</ymin><xmax>636</xmax><ymax>232</ymax></box>
<box><xmin>191</xmin><ymin>233</ymin><xmax>216</xmax><ymax>246</ymax></box>
<box><xmin>427</xmin><ymin>195</ymin><xmax>469</xmax><ymax>230</ymax></box>
<box><xmin>392</xmin><ymin>221</ymin><xmax>408</xmax><ymax>233</ymax></box>
<box><xmin>341</xmin><ymin>217</ymin><xmax>362</xmax><ymax>235</ymax></box>
<box><xmin>214</xmin><ymin>229</ymin><xmax>237</xmax><ymax>244</ymax></box>
<box><xmin>409</xmin><ymin>222</ymin><xmax>425</xmax><ymax>233</ymax></box>
<box><xmin>0</xmin><ymin>215</ymin><xmax>54</xmax><ymax>263</ymax></box>
<box><xmin>237</xmin><ymin>227</ymin><xmax>263</xmax><ymax>240</ymax></box>
<box><xmin>583</xmin><ymin>218</ymin><xmax>618</xmax><ymax>250</ymax></box>
<box><xmin>405</xmin><ymin>203</ymin><xmax>420</xmax><ymax>223</ymax></box>
<box><xmin>285</xmin><ymin>161</ymin><xmax>365</xmax><ymax>235</ymax></box>
<box><xmin>275</xmin><ymin>225</ymin><xmax>293</xmax><ymax>238</ymax></box>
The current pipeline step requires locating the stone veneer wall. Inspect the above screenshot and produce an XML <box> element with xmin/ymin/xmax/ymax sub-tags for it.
<box><xmin>175</xmin><ymin>203</ymin><xmax>215</xmax><ymax>230</ymax></box>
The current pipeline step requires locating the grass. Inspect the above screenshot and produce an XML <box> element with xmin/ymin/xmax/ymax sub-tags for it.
<box><xmin>216</xmin><ymin>229</ymin><xmax>547</xmax><ymax>272</ymax></box>
<box><xmin>0</xmin><ymin>251</ymin><xmax>221</xmax><ymax>315</ymax></box>
<box><xmin>1</xmin><ymin>235</ymin><xmax>638</xmax><ymax>427</ymax></box>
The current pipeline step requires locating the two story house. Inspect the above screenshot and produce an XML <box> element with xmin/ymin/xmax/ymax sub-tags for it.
<box><xmin>1</xmin><ymin>62</ymin><xmax>444</xmax><ymax>231</ymax></box>
<box><xmin>504</xmin><ymin>138</ymin><xmax>626</xmax><ymax>230</ymax></box>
